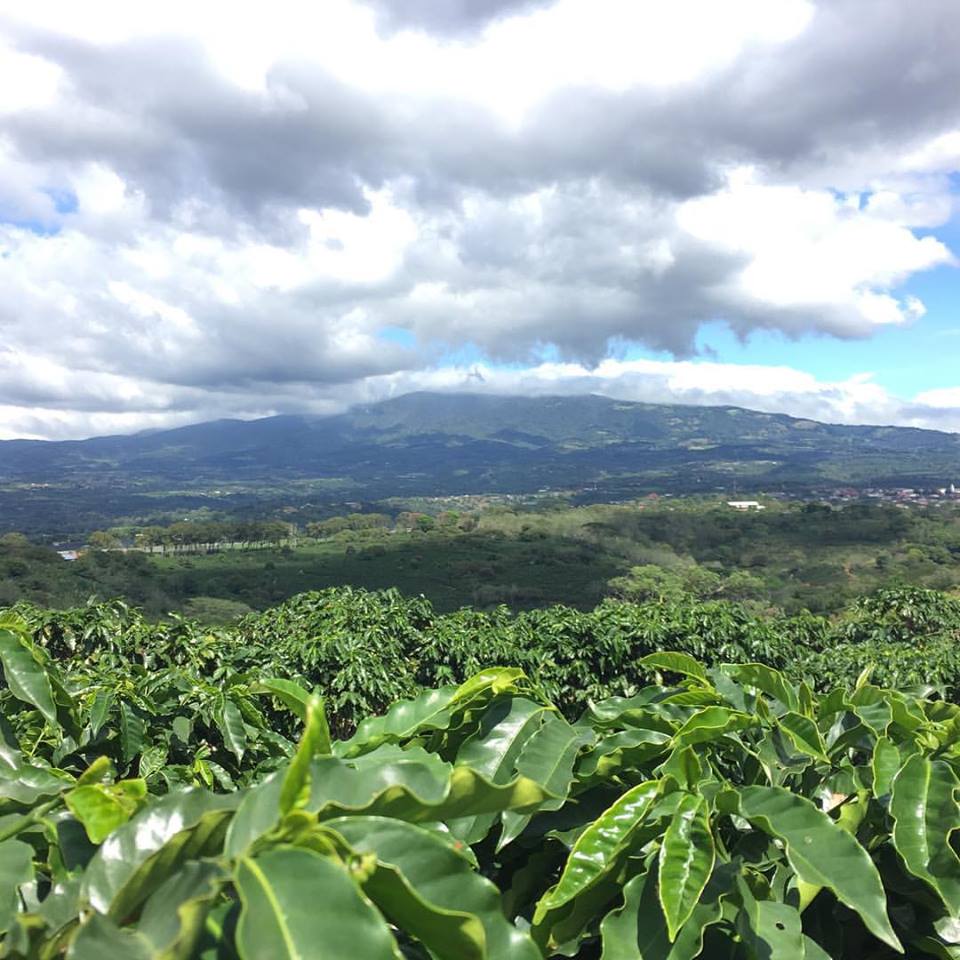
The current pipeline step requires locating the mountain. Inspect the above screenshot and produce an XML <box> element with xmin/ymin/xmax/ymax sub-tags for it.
<box><xmin>2</xmin><ymin>392</ymin><xmax>959</xmax><ymax>533</ymax></box>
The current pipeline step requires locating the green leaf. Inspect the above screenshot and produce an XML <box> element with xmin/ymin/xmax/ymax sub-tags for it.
<box><xmin>536</xmin><ymin>779</ymin><xmax>661</xmax><ymax>918</ymax></box>
<box><xmin>234</xmin><ymin>846</ymin><xmax>402</xmax><ymax>960</ymax></box>
<box><xmin>451</xmin><ymin>697</ymin><xmax>546</xmax><ymax>843</ymax></box>
<box><xmin>872</xmin><ymin>736</ymin><xmax>904</xmax><ymax>799</ymax></box>
<box><xmin>658</xmin><ymin>746</ymin><xmax>703</xmax><ymax>791</ymax></box>
<box><xmin>500</xmin><ymin>714</ymin><xmax>590</xmax><ymax>848</ymax></box>
<box><xmin>225</xmin><ymin>750</ymin><xmax>551</xmax><ymax>856</ymax></box>
<box><xmin>721</xmin><ymin>664</ymin><xmax>800</xmax><ymax>712</ymax></box>
<box><xmin>68</xmin><ymin>914</ymin><xmax>153</xmax><ymax>960</ymax></box>
<box><xmin>219</xmin><ymin>699</ymin><xmax>247</xmax><ymax>762</ymax></box>
<box><xmin>0</xmin><ymin>839</ymin><xmax>33</xmax><ymax>935</ymax></box>
<box><xmin>119</xmin><ymin>702</ymin><xmax>147</xmax><ymax>764</ymax></box>
<box><xmin>778</xmin><ymin>712</ymin><xmax>829</xmax><ymax>762</ymax></box>
<box><xmin>329</xmin><ymin>816</ymin><xmax>540</xmax><ymax>960</ymax></box>
<box><xmin>76</xmin><ymin>756</ymin><xmax>114</xmax><ymax>787</ymax></box>
<box><xmin>88</xmin><ymin>691</ymin><xmax>114</xmax><ymax>738</ymax></box>
<box><xmin>341</xmin><ymin>669</ymin><xmax>527</xmax><ymax>756</ymax></box>
<box><xmin>70</xmin><ymin>864</ymin><xmax>225</xmax><ymax>960</ymax></box>
<box><xmin>136</xmin><ymin>861</ymin><xmax>226</xmax><ymax>959</ymax></box>
<box><xmin>657</xmin><ymin>794</ymin><xmax>714</xmax><ymax>941</ymax></box>
<box><xmin>279</xmin><ymin>694</ymin><xmax>331</xmax><ymax>815</ymax></box>
<box><xmin>639</xmin><ymin>653</ymin><xmax>708</xmax><ymax>683</ymax></box>
<box><xmin>66</xmin><ymin>780</ymin><xmax>147</xmax><ymax>844</ymax></box>
<box><xmin>890</xmin><ymin>754</ymin><xmax>960</xmax><ymax>916</ymax></box>
<box><xmin>172</xmin><ymin>716</ymin><xmax>192</xmax><ymax>745</ymax></box>
<box><xmin>736</xmin><ymin>875</ymin><xmax>805</xmax><ymax>960</ymax></box>
<box><xmin>671</xmin><ymin>707</ymin><xmax>752</xmax><ymax>748</ymax></box>
<box><xmin>0</xmin><ymin>628</ymin><xmax>57</xmax><ymax>727</ymax></box>
<box><xmin>577</xmin><ymin>728</ymin><xmax>672</xmax><ymax>783</ymax></box>
<box><xmin>727</xmin><ymin>785</ymin><xmax>901</xmax><ymax>952</ymax></box>
<box><xmin>0</xmin><ymin>758</ymin><xmax>72</xmax><ymax>805</ymax></box>
<box><xmin>81</xmin><ymin>789</ymin><xmax>239</xmax><ymax>920</ymax></box>
<box><xmin>600</xmin><ymin>870</ymin><xmax>725</xmax><ymax>960</ymax></box>
<box><xmin>254</xmin><ymin>678</ymin><xmax>314</xmax><ymax>722</ymax></box>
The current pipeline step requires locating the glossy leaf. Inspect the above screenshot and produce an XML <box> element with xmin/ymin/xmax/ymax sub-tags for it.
<box><xmin>68</xmin><ymin>914</ymin><xmax>153</xmax><ymax>960</ymax></box>
<box><xmin>729</xmin><ymin>785</ymin><xmax>901</xmax><ymax>952</ymax></box>
<box><xmin>639</xmin><ymin>653</ymin><xmax>708</xmax><ymax>683</ymax></box>
<box><xmin>219</xmin><ymin>699</ymin><xmax>247</xmax><ymax>761</ymax></box>
<box><xmin>66</xmin><ymin>779</ymin><xmax>147</xmax><ymax>843</ymax></box>
<box><xmin>329</xmin><ymin>816</ymin><xmax>540</xmax><ymax>960</ymax></box>
<box><xmin>81</xmin><ymin>789</ymin><xmax>239</xmax><ymax>918</ymax></box>
<box><xmin>721</xmin><ymin>663</ymin><xmax>800</xmax><ymax>711</ymax></box>
<box><xmin>119</xmin><ymin>702</ymin><xmax>147</xmax><ymax>764</ymax></box>
<box><xmin>341</xmin><ymin>669</ymin><xmax>527</xmax><ymax>755</ymax></box>
<box><xmin>452</xmin><ymin>697</ymin><xmax>546</xmax><ymax>842</ymax></box>
<box><xmin>658</xmin><ymin>793</ymin><xmax>714</xmax><ymax>940</ymax></box>
<box><xmin>778</xmin><ymin>711</ymin><xmax>829</xmax><ymax>762</ymax></box>
<box><xmin>226</xmin><ymin>751</ymin><xmax>550</xmax><ymax>855</ymax></box>
<box><xmin>536</xmin><ymin>779</ymin><xmax>661</xmax><ymax>917</ymax></box>
<box><xmin>671</xmin><ymin>707</ymin><xmax>752</xmax><ymax>748</ymax></box>
<box><xmin>890</xmin><ymin>754</ymin><xmax>960</xmax><ymax>916</ymax></box>
<box><xmin>600</xmin><ymin>870</ymin><xmax>724</xmax><ymax>960</ymax></box>
<box><xmin>0</xmin><ymin>628</ymin><xmax>58</xmax><ymax>727</ymax></box>
<box><xmin>0</xmin><ymin>839</ymin><xmax>33</xmax><ymax>934</ymax></box>
<box><xmin>736</xmin><ymin>875</ymin><xmax>805</xmax><ymax>960</ymax></box>
<box><xmin>872</xmin><ymin>735</ymin><xmax>903</xmax><ymax>799</ymax></box>
<box><xmin>136</xmin><ymin>861</ymin><xmax>226</xmax><ymax>959</ymax></box>
<box><xmin>234</xmin><ymin>846</ymin><xmax>402</xmax><ymax>959</ymax></box>
<box><xmin>254</xmin><ymin>678</ymin><xmax>313</xmax><ymax>721</ymax></box>
<box><xmin>500</xmin><ymin>714</ymin><xmax>590</xmax><ymax>847</ymax></box>
<box><xmin>278</xmin><ymin>693</ymin><xmax>331</xmax><ymax>815</ymax></box>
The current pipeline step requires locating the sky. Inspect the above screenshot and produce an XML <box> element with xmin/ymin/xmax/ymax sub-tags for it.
<box><xmin>0</xmin><ymin>0</ymin><xmax>958</xmax><ymax>440</ymax></box>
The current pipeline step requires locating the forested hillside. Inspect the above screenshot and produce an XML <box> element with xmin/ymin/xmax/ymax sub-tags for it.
<box><xmin>4</xmin><ymin>500</ymin><xmax>960</xmax><ymax>620</ymax></box>
<box><xmin>3</xmin><ymin>393</ymin><xmax>960</xmax><ymax>534</ymax></box>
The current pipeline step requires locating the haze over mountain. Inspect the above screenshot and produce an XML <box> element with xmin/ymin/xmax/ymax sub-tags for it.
<box><xmin>3</xmin><ymin>393</ymin><xmax>959</xmax><ymax>501</ymax></box>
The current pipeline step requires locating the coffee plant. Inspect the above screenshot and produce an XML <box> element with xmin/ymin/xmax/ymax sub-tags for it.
<box><xmin>2</xmin><ymin>597</ymin><xmax>960</xmax><ymax>958</ymax></box>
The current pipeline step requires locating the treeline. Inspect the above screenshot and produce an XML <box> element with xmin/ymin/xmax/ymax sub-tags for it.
<box><xmin>305</xmin><ymin>510</ymin><xmax>476</xmax><ymax>537</ymax></box>
<box><xmin>88</xmin><ymin>519</ymin><xmax>293</xmax><ymax>551</ymax></box>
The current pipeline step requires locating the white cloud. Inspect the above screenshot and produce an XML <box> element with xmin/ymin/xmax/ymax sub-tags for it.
<box><xmin>4</xmin><ymin>353</ymin><xmax>959</xmax><ymax>441</ymax></box>
<box><xmin>0</xmin><ymin>0</ymin><xmax>957</xmax><ymax>440</ymax></box>
<box><xmin>676</xmin><ymin>169</ymin><xmax>953</xmax><ymax>332</ymax></box>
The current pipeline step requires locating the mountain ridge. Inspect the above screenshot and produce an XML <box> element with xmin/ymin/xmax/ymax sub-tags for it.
<box><xmin>6</xmin><ymin>391</ymin><xmax>959</xmax><ymax>447</ymax></box>
<box><xmin>2</xmin><ymin>393</ymin><xmax>960</xmax><ymax>536</ymax></box>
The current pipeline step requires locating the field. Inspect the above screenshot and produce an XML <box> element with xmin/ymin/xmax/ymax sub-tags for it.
<box><xmin>4</xmin><ymin>499</ymin><xmax>960</xmax><ymax>956</ymax></box>
<box><xmin>4</xmin><ymin>499</ymin><xmax>960</xmax><ymax>621</ymax></box>
<box><xmin>1</xmin><ymin>585</ymin><xmax>960</xmax><ymax>957</ymax></box>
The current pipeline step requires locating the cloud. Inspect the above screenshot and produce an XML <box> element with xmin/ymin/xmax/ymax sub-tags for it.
<box><xmin>0</xmin><ymin>0</ymin><xmax>957</xmax><ymax>439</ymax></box>
<box><xmin>362</xmin><ymin>0</ymin><xmax>554</xmax><ymax>36</ymax></box>
<box><xmin>2</xmin><ymin>352</ymin><xmax>958</xmax><ymax>442</ymax></box>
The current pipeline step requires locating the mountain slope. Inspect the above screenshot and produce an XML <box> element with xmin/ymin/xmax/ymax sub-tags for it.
<box><xmin>2</xmin><ymin>393</ymin><xmax>959</xmax><ymax>509</ymax></box>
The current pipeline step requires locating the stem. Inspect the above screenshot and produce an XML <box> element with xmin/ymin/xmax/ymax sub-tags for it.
<box><xmin>0</xmin><ymin>797</ymin><xmax>63</xmax><ymax>843</ymax></box>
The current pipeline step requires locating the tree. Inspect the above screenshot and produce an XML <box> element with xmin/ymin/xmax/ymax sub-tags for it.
<box><xmin>88</xmin><ymin>530</ymin><xmax>120</xmax><ymax>551</ymax></box>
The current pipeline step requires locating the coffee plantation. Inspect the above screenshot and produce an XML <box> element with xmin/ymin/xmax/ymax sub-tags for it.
<box><xmin>2</xmin><ymin>586</ymin><xmax>960</xmax><ymax>957</ymax></box>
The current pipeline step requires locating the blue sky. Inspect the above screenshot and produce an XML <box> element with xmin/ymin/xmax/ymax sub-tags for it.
<box><xmin>693</xmin><ymin>253</ymin><xmax>959</xmax><ymax>398</ymax></box>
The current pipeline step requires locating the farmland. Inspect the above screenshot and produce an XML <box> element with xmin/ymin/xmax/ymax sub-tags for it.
<box><xmin>5</xmin><ymin>498</ymin><xmax>960</xmax><ymax>621</ymax></box>
<box><xmin>2</xmin><ymin>585</ymin><xmax>960</xmax><ymax>956</ymax></box>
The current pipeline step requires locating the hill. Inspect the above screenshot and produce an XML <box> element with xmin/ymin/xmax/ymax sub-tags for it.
<box><xmin>2</xmin><ymin>392</ymin><xmax>960</xmax><ymax>533</ymax></box>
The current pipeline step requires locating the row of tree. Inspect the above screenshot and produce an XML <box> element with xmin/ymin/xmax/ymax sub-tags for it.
<box><xmin>87</xmin><ymin>520</ymin><xmax>294</xmax><ymax>551</ymax></box>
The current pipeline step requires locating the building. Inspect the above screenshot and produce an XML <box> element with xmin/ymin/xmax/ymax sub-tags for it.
<box><xmin>726</xmin><ymin>500</ymin><xmax>765</xmax><ymax>511</ymax></box>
